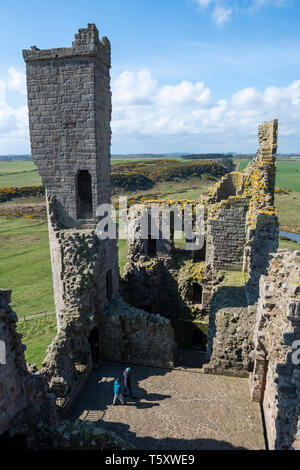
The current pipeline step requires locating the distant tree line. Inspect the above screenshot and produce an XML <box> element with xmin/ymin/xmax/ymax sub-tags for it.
<box><xmin>181</xmin><ymin>153</ymin><xmax>233</xmax><ymax>160</ymax></box>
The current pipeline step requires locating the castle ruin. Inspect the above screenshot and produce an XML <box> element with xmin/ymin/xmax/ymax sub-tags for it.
<box><xmin>0</xmin><ymin>24</ymin><xmax>299</xmax><ymax>450</ymax></box>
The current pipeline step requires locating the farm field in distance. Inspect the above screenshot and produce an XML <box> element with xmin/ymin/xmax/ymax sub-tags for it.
<box><xmin>0</xmin><ymin>156</ymin><xmax>299</xmax><ymax>368</ymax></box>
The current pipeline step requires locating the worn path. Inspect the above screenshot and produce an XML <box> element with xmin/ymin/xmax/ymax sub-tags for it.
<box><xmin>67</xmin><ymin>361</ymin><xmax>265</xmax><ymax>450</ymax></box>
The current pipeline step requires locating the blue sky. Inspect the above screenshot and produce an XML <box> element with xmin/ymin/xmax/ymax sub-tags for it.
<box><xmin>0</xmin><ymin>0</ymin><xmax>300</xmax><ymax>154</ymax></box>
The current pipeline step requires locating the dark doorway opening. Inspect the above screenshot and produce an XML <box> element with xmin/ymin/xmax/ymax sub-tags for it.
<box><xmin>77</xmin><ymin>170</ymin><xmax>93</xmax><ymax>219</ymax></box>
<box><xmin>147</xmin><ymin>235</ymin><xmax>156</xmax><ymax>256</ymax></box>
<box><xmin>175</xmin><ymin>320</ymin><xmax>207</xmax><ymax>352</ymax></box>
<box><xmin>192</xmin><ymin>283</ymin><xmax>203</xmax><ymax>305</ymax></box>
<box><xmin>194</xmin><ymin>239</ymin><xmax>206</xmax><ymax>261</ymax></box>
<box><xmin>139</xmin><ymin>304</ymin><xmax>153</xmax><ymax>314</ymax></box>
<box><xmin>106</xmin><ymin>269</ymin><xmax>113</xmax><ymax>300</ymax></box>
<box><xmin>193</xmin><ymin>327</ymin><xmax>206</xmax><ymax>351</ymax></box>
<box><xmin>175</xmin><ymin>320</ymin><xmax>207</xmax><ymax>368</ymax></box>
<box><xmin>88</xmin><ymin>327</ymin><xmax>99</xmax><ymax>362</ymax></box>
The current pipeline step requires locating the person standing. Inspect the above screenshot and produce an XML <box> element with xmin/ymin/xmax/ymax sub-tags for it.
<box><xmin>113</xmin><ymin>377</ymin><xmax>125</xmax><ymax>405</ymax></box>
<box><xmin>123</xmin><ymin>367</ymin><xmax>136</xmax><ymax>399</ymax></box>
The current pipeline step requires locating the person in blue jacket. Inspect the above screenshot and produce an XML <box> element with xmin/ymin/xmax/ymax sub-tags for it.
<box><xmin>113</xmin><ymin>377</ymin><xmax>125</xmax><ymax>405</ymax></box>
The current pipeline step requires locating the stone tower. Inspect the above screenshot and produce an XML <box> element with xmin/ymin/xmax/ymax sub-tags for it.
<box><xmin>23</xmin><ymin>23</ymin><xmax>112</xmax><ymax>229</ymax></box>
<box><xmin>23</xmin><ymin>25</ymin><xmax>119</xmax><ymax>331</ymax></box>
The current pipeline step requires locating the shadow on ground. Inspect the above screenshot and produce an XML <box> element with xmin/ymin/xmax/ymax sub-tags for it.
<box><xmin>67</xmin><ymin>361</ymin><xmax>264</xmax><ymax>451</ymax></box>
<box><xmin>98</xmin><ymin>420</ymin><xmax>248</xmax><ymax>450</ymax></box>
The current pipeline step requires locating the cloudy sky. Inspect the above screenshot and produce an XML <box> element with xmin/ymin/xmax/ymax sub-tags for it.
<box><xmin>0</xmin><ymin>0</ymin><xmax>299</xmax><ymax>154</ymax></box>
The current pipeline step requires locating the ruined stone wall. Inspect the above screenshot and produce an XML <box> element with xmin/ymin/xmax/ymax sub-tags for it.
<box><xmin>100</xmin><ymin>297</ymin><xmax>176</xmax><ymax>368</ymax></box>
<box><xmin>0</xmin><ymin>290</ymin><xmax>56</xmax><ymax>438</ymax></box>
<box><xmin>22</xmin><ymin>26</ymin><xmax>120</xmax><ymax>409</ymax></box>
<box><xmin>0</xmin><ymin>290</ymin><xmax>28</xmax><ymax>433</ymax></box>
<box><xmin>206</xmin><ymin>172</ymin><xmax>243</xmax><ymax>203</ymax></box>
<box><xmin>41</xmin><ymin>229</ymin><xmax>119</xmax><ymax>408</ymax></box>
<box><xmin>122</xmin><ymin>254</ymin><xmax>215</xmax><ymax>323</ymax></box>
<box><xmin>7</xmin><ymin>416</ymin><xmax>131</xmax><ymax>450</ymax></box>
<box><xmin>204</xmin><ymin>119</ymin><xmax>278</xmax><ymax>281</ymax></box>
<box><xmin>204</xmin><ymin>283</ymin><xmax>255</xmax><ymax>377</ymax></box>
<box><xmin>23</xmin><ymin>24</ymin><xmax>112</xmax><ymax>229</ymax></box>
<box><xmin>251</xmin><ymin>250</ymin><xmax>300</xmax><ymax>450</ymax></box>
<box><xmin>206</xmin><ymin>196</ymin><xmax>248</xmax><ymax>271</ymax></box>
<box><xmin>243</xmin><ymin>120</ymin><xmax>279</xmax><ymax>301</ymax></box>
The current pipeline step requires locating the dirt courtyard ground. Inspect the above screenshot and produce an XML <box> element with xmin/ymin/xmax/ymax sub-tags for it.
<box><xmin>67</xmin><ymin>361</ymin><xmax>265</xmax><ymax>450</ymax></box>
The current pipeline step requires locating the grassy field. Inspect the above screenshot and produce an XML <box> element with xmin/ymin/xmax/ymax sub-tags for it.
<box><xmin>0</xmin><ymin>161</ymin><xmax>41</xmax><ymax>188</ymax></box>
<box><xmin>17</xmin><ymin>314</ymin><xmax>57</xmax><ymax>368</ymax></box>
<box><xmin>0</xmin><ymin>216</ymin><xmax>54</xmax><ymax>317</ymax></box>
<box><xmin>275</xmin><ymin>192</ymin><xmax>300</xmax><ymax>232</ymax></box>
<box><xmin>234</xmin><ymin>158</ymin><xmax>300</xmax><ymax>193</ymax></box>
<box><xmin>275</xmin><ymin>161</ymin><xmax>300</xmax><ymax>193</ymax></box>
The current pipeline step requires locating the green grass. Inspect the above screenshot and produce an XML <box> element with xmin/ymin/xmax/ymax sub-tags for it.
<box><xmin>0</xmin><ymin>161</ymin><xmax>36</xmax><ymax>173</ymax></box>
<box><xmin>278</xmin><ymin>237</ymin><xmax>299</xmax><ymax>250</ymax></box>
<box><xmin>234</xmin><ymin>159</ymin><xmax>300</xmax><ymax>193</ymax></box>
<box><xmin>218</xmin><ymin>270</ymin><xmax>246</xmax><ymax>287</ymax></box>
<box><xmin>0</xmin><ymin>161</ymin><xmax>41</xmax><ymax>188</ymax></box>
<box><xmin>275</xmin><ymin>161</ymin><xmax>300</xmax><ymax>193</ymax></box>
<box><xmin>17</xmin><ymin>314</ymin><xmax>57</xmax><ymax>368</ymax></box>
<box><xmin>118</xmin><ymin>238</ymin><xmax>128</xmax><ymax>276</ymax></box>
<box><xmin>0</xmin><ymin>216</ymin><xmax>54</xmax><ymax>317</ymax></box>
<box><xmin>235</xmin><ymin>159</ymin><xmax>252</xmax><ymax>171</ymax></box>
<box><xmin>275</xmin><ymin>192</ymin><xmax>300</xmax><ymax>232</ymax></box>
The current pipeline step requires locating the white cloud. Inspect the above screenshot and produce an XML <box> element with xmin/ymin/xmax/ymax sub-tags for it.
<box><xmin>112</xmin><ymin>69</ymin><xmax>300</xmax><ymax>152</ymax></box>
<box><xmin>156</xmin><ymin>81</ymin><xmax>211</xmax><ymax>107</ymax></box>
<box><xmin>191</xmin><ymin>0</ymin><xmax>293</xmax><ymax>25</ymax></box>
<box><xmin>194</xmin><ymin>0</ymin><xmax>212</xmax><ymax>8</ymax></box>
<box><xmin>113</xmin><ymin>69</ymin><xmax>157</xmax><ymax>105</ymax></box>
<box><xmin>0</xmin><ymin>65</ymin><xmax>299</xmax><ymax>155</ymax></box>
<box><xmin>250</xmin><ymin>0</ymin><xmax>291</xmax><ymax>11</ymax></box>
<box><xmin>0</xmin><ymin>80</ymin><xmax>5</xmax><ymax>106</ymax></box>
<box><xmin>212</xmin><ymin>6</ymin><xmax>232</xmax><ymax>25</ymax></box>
<box><xmin>0</xmin><ymin>68</ymin><xmax>29</xmax><ymax>153</ymax></box>
<box><xmin>7</xmin><ymin>66</ymin><xmax>26</xmax><ymax>95</ymax></box>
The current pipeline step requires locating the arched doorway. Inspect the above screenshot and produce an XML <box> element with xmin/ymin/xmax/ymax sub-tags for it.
<box><xmin>77</xmin><ymin>170</ymin><xmax>93</xmax><ymax>219</ymax></box>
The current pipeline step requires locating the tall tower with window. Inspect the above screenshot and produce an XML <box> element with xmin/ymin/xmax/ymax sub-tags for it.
<box><xmin>23</xmin><ymin>25</ymin><xmax>118</xmax><ymax>324</ymax></box>
<box><xmin>23</xmin><ymin>23</ymin><xmax>112</xmax><ymax>229</ymax></box>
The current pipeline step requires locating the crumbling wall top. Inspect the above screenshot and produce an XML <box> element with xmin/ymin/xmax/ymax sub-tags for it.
<box><xmin>22</xmin><ymin>23</ymin><xmax>111</xmax><ymax>67</ymax></box>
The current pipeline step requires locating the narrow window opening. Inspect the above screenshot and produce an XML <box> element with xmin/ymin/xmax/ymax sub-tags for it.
<box><xmin>147</xmin><ymin>235</ymin><xmax>156</xmax><ymax>256</ymax></box>
<box><xmin>194</xmin><ymin>239</ymin><xmax>206</xmax><ymax>261</ymax></box>
<box><xmin>77</xmin><ymin>170</ymin><xmax>93</xmax><ymax>219</ymax></box>
<box><xmin>192</xmin><ymin>283</ymin><xmax>203</xmax><ymax>305</ymax></box>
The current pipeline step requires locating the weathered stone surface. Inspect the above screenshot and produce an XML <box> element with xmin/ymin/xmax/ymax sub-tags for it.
<box><xmin>100</xmin><ymin>296</ymin><xmax>176</xmax><ymax>368</ymax></box>
<box><xmin>23</xmin><ymin>25</ymin><xmax>120</xmax><ymax>412</ymax></box>
<box><xmin>9</xmin><ymin>417</ymin><xmax>131</xmax><ymax>450</ymax></box>
<box><xmin>250</xmin><ymin>250</ymin><xmax>300</xmax><ymax>450</ymax></box>
<box><xmin>204</xmin><ymin>284</ymin><xmax>255</xmax><ymax>377</ymax></box>
<box><xmin>0</xmin><ymin>290</ymin><xmax>57</xmax><ymax>438</ymax></box>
